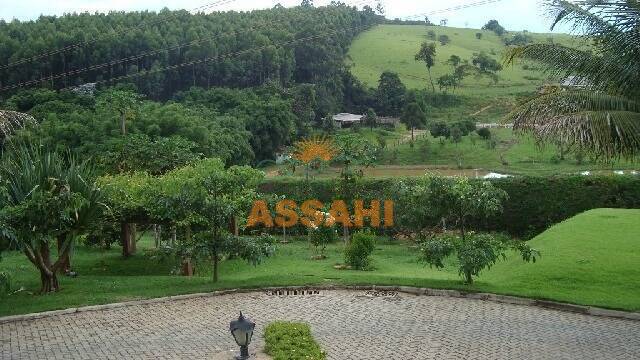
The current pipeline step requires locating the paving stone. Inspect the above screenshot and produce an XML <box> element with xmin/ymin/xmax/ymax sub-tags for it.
<box><xmin>1</xmin><ymin>290</ymin><xmax>639</xmax><ymax>359</ymax></box>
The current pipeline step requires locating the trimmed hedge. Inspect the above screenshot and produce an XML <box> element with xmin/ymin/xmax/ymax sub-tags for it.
<box><xmin>259</xmin><ymin>175</ymin><xmax>640</xmax><ymax>237</ymax></box>
<box><xmin>264</xmin><ymin>321</ymin><xmax>326</xmax><ymax>360</ymax></box>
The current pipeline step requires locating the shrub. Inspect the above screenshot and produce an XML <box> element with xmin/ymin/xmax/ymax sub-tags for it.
<box><xmin>420</xmin><ymin>232</ymin><xmax>539</xmax><ymax>284</ymax></box>
<box><xmin>477</xmin><ymin>127</ymin><xmax>491</xmax><ymax>140</ymax></box>
<box><xmin>438</xmin><ymin>34</ymin><xmax>451</xmax><ymax>45</ymax></box>
<box><xmin>344</xmin><ymin>231</ymin><xmax>376</xmax><ymax>270</ymax></box>
<box><xmin>430</xmin><ymin>121</ymin><xmax>450</xmax><ymax>138</ymax></box>
<box><xmin>264</xmin><ymin>322</ymin><xmax>326</xmax><ymax>360</ymax></box>
<box><xmin>259</xmin><ymin>176</ymin><xmax>640</xmax><ymax>237</ymax></box>
<box><xmin>427</xmin><ymin>30</ymin><xmax>436</xmax><ymax>40</ymax></box>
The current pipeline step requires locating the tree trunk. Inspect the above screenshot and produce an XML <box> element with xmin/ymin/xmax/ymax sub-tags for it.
<box><xmin>121</xmin><ymin>222</ymin><xmax>133</xmax><ymax>257</ymax></box>
<box><xmin>56</xmin><ymin>234</ymin><xmax>71</xmax><ymax>274</ymax></box>
<box><xmin>464</xmin><ymin>271</ymin><xmax>473</xmax><ymax>285</ymax></box>
<box><xmin>411</xmin><ymin>127</ymin><xmax>415</xmax><ymax>142</ymax></box>
<box><xmin>427</xmin><ymin>67</ymin><xmax>435</xmax><ymax>92</ymax></box>
<box><xmin>39</xmin><ymin>245</ymin><xmax>59</xmax><ymax>293</ymax></box>
<box><xmin>130</xmin><ymin>223</ymin><xmax>137</xmax><ymax>254</ymax></box>
<box><xmin>153</xmin><ymin>224</ymin><xmax>159</xmax><ymax>248</ymax></box>
<box><xmin>120</xmin><ymin>111</ymin><xmax>126</xmax><ymax>136</ymax></box>
<box><xmin>40</xmin><ymin>269</ymin><xmax>59</xmax><ymax>293</ymax></box>
<box><xmin>212</xmin><ymin>249</ymin><xmax>219</xmax><ymax>282</ymax></box>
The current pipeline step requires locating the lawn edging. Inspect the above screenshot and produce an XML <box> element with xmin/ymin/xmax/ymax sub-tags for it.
<box><xmin>1</xmin><ymin>285</ymin><xmax>639</xmax><ymax>324</ymax></box>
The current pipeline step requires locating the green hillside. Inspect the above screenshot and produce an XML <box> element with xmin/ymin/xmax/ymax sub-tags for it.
<box><xmin>348</xmin><ymin>24</ymin><xmax>576</xmax><ymax>97</ymax></box>
<box><xmin>484</xmin><ymin>208</ymin><xmax>640</xmax><ymax>311</ymax></box>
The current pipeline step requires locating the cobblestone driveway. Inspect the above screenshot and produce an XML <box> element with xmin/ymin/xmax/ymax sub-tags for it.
<box><xmin>2</xmin><ymin>290</ymin><xmax>640</xmax><ymax>359</ymax></box>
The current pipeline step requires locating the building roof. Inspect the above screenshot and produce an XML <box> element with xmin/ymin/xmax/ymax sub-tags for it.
<box><xmin>333</xmin><ymin>113</ymin><xmax>363</xmax><ymax>123</ymax></box>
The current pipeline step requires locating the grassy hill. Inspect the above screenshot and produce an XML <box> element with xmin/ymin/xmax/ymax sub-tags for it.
<box><xmin>348</xmin><ymin>24</ymin><xmax>576</xmax><ymax>97</ymax></box>
<box><xmin>484</xmin><ymin>208</ymin><xmax>640</xmax><ymax>311</ymax></box>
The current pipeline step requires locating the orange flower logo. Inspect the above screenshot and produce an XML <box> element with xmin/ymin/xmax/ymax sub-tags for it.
<box><xmin>292</xmin><ymin>136</ymin><xmax>337</xmax><ymax>164</ymax></box>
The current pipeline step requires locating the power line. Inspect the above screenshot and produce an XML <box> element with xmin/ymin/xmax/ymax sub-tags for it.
<box><xmin>0</xmin><ymin>0</ymin><xmax>375</xmax><ymax>92</ymax></box>
<box><xmin>0</xmin><ymin>0</ymin><xmax>239</xmax><ymax>71</ymax></box>
<box><xmin>402</xmin><ymin>0</ymin><xmax>505</xmax><ymax>20</ymax></box>
<box><xmin>1</xmin><ymin>0</ymin><xmax>501</xmax><ymax>93</ymax></box>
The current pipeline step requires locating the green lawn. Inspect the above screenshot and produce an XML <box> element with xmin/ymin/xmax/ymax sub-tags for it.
<box><xmin>379</xmin><ymin>128</ymin><xmax>638</xmax><ymax>175</ymax></box>
<box><xmin>348</xmin><ymin>24</ymin><xmax>576</xmax><ymax>95</ymax></box>
<box><xmin>1</xmin><ymin>208</ymin><xmax>639</xmax><ymax>316</ymax></box>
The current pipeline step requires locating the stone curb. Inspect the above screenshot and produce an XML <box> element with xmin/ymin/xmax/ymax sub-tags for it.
<box><xmin>1</xmin><ymin>285</ymin><xmax>638</xmax><ymax>324</ymax></box>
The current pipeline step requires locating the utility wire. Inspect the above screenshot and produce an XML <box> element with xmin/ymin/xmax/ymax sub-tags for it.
<box><xmin>0</xmin><ymin>0</ymin><xmax>375</xmax><ymax>92</ymax></box>
<box><xmin>0</xmin><ymin>0</ymin><xmax>239</xmax><ymax>70</ymax></box>
<box><xmin>0</xmin><ymin>0</ymin><xmax>502</xmax><ymax>93</ymax></box>
<box><xmin>402</xmin><ymin>0</ymin><xmax>505</xmax><ymax>20</ymax></box>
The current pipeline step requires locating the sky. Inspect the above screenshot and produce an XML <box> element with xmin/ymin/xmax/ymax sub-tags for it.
<box><xmin>0</xmin><ymin>0</ymin><xmax>566</xmax><ymax>33</ymax></box>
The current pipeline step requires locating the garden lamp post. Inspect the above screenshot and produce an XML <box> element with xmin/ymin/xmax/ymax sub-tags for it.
<box><xmin>229</xmin><ymin>312</ymin><xmax>255</xmax><ymax>360</ymax></box>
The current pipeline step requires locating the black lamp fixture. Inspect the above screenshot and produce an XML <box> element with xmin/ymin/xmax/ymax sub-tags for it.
<box><xmin>229</xmin><ymin>312</ymin><xmax>255</xmax><ymax>360</ymax></box>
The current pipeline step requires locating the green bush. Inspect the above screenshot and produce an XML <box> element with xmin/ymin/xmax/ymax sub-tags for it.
<box><xmin>476</xmin><ymin>127</ymin><xmax>491</xmax><ymax>140</ymax></box>
<box><xmin>259</xmin><ymin>175</ymin><xmax>640</xmax><ymax>237</ymax></box>
<box><xmin>344</xmin><ymin>231</ymin><xmax>376</xmax><ymax>270</ymax></box>
<box><xmin>264</xmin><ymin>322</ymin><xmax>326</xmax><ymax>360</ymax></box>
<box><xmin>420</xmin><ymin>232</ymin><xmax>539</xmax><ymax>284</ymax></box>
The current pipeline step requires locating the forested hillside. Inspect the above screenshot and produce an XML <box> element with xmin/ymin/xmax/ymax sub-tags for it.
<box><xmin>0</xmin><ymin>5</ymin><xmax>380</xmax><ymax>101</ymax></box>
<box><xmin>0</xmin><ymin>4</ymin><xmax>386</xmax><ymax>166</ymax></box>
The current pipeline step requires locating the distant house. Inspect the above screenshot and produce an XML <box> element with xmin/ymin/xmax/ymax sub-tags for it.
<box><xmin>333</xmin><ymin>113</ymin><xmax>363</xmax><ymax>128</ymax></box>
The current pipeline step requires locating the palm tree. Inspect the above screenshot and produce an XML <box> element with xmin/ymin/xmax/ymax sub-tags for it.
<box><xmin>504</xmin><ymin>0</ymin><xmax>640</xmax><ymax>160</ymax></box>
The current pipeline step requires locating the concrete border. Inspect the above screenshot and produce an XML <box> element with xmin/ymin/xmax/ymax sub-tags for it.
<box><xmin>1</xmin><ymin>285</ymin><xmax>639</xmax><ymax>324</ymax></box>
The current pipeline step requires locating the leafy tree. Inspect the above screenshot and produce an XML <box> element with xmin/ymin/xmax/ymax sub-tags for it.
<box><xmin>401</xmin><ymin>102</ymin><xmax>426</xmax><ymax>142</ymax></box>
<box><xmin>375</xmin><ymin>71</ymin><xmax>406</xmax><ymax>116</ymax></box>
<box><xmin>482</xmin><ymin>19</ymin><xmax>506</xmax><ymax>36</ymax></box>
<box><xmin>446</xmin><ymin>55</ymin><xmax>462</xmax><ymax>68</ymax></box>
<box><xmin>363</xmin><ymin>108</ymin><xmax>378</xmax><ymax>130</ymax></box>
<box><xmin>438</xmin><ymin>34</ymin><xmax>451</xmax><ymax>45</ymax></box>
<box><xmin>430</xmin><ymin>121</ymin><xmax>450</xmax><ymax>138</ymax></box>
<box><xmin>415</xmin><ymin>42</ymin><xmax>437</xmax><ymax>92</ymax></box>
<box><xmin>477</xmin><ymin>127</ymin><xmax>492</xmax><ymax>140</ymax></box>
<box><xmin>472</xmin><ymin>52</ymin><xmax>503</xmax><ymax>72</ymax></box>
<box><xmin>97</xmin><ymin>89</ymin><xmax>142</xmax><ymax>136</ymax></box>
<box><xmin>504</xmin><ymin>0</ymin><xmax>640</xmax><ymax>160</ymax></box>
<box><xmin>420</xmin><ymin>232</ymin><xmax>539</xmax><ymax>284</ymax></box>
<box><xmin>0</xmin><ymin>145</ymin><xmax>102</xmax><ymax>292</ymax></box>
<box><xmin>99</xmin><ymin>134</ymin><xmax>200</xmax><ymax>175</ymax></box>
<box><xmin>504</xmin><ymin>32</ymin><xmax>533</xmax><ymax>46</ymax></box>
<box><xmin>424</xmin><ymin>16</ymin><xmax>434</xmax><ymax>26</ymax></box>
<box><xmin>450</xmin><ymin>125</ymin><xmax>463</xmax><ymax>144</ymax></box>
<box><xmin>437</xmin><ymin>74</ymin><xmax>460</xmax><ymax>94</ymax></box>
<box><xmin>291</xmin><ymin>83</ymin><xmax>317</xmax><ymax>137</ymax></box>
<box><xmin>322</xmin><ymin>114</ymin><xmax>337</xmax><ymax>134</ymax></box>
<box><xmin>300</xmin><ymin>0</ymin><xmax>313</xmax><ymax>7</ymax></box>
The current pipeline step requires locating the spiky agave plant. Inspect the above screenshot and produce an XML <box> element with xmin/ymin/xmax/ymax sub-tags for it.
<box><xmin>504</xmin><ymin>0</ymin><xmax>640</xmax><ymax>160</ymax></box>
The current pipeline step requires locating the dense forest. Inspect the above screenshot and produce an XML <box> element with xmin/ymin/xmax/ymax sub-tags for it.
<box><xmin>0</xmin><ymin>4</ymin><xmax>381</xmax><ymax>100</ymax></box>
<box><xmin>0</xmin><ymin>4</ymin><xmax>390</xmax><ymax>166</ymax></box>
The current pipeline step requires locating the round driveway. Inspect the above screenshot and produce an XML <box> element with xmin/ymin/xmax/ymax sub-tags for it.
<box><xmin>2</xmin><ymin>290</ymin><xmax>639</xmax><ymax>359</ymax></box>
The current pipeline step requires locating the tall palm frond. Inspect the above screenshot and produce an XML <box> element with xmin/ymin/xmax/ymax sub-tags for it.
<box><xmin>504</xmin><ymin>0</ymin><xmax>640</xmax><ymax>159</ymax></box>
<box><xmin>506</xmin><ymin>91</ymin><xmax>640</xmax><ymax>159</ymax></box>
<box><xmin>0</xmin><ymin>110</ymin><xmax>37</xmax><ymax>142</ymax></box>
